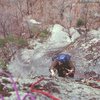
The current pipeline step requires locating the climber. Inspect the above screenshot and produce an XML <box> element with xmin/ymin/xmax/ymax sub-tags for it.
<box><xmin>49</xmin><ymin>54</ymin><xmax>75</xmax><ymax>78</ymax></box>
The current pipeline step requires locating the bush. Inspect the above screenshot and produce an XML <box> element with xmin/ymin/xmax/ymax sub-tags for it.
<box><xmin>0</xmin><ymin>38</ymin><xmax>6</xmax><ymax>48</ymax></box>
<box><xmin>30</xmin><ymin>26</ymin><xmax>41</xmax><ymax>37</ymax></box>
<box><xmin>76</xmin><ymin>18</ymin><xmax>85</xmax><ymax>27</ymax></box>
<box><xmin>0</xmin><ymin>59</ymin><xmax>6</xmax><ymax>69</ymax></box>
<box><xmin>16</xmin><ymin>37</ymin><xmax>28</xmax><ymax>47</ymax></box>
<box><xmin>40</xmin><ymin>29</ymin><xmax>49</xmax><ymax>37</ymax></box>
<box><xmin>6</xmin><ymin>35</ymin><xmax>28</xmax><ymax>48</ymax></box>
<box><xmin>6</xmin><ymin>35</ymin><xmax>15</xmax><ymax>43</ymax></box>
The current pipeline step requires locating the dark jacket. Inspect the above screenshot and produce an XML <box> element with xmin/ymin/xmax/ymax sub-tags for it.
<box><xmin>50</xmin><ymin>54</ymin><xmax>75</xmax><ymax>77</ymax></box>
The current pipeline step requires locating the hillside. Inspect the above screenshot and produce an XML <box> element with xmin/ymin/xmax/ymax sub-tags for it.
<box><xmin>0</xmin><ymin>0</ymin><xmax>100</xmax><ymax>100</ymax></box>
<box><xmin>0</xmin><ymin>24</ymin><xmax>100</xmax><ymax>100</ymax></box>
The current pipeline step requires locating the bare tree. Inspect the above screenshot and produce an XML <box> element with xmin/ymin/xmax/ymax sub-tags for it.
<box><xmin>14</xmin><ymin>0</ymin><xmax>25</xmax><ymax>18</ymax></box>
<box><xmin>25</xmin><ymin>0</ymin><xmax>38</xmax><ymax>15</ymax></box>
<box><xmin>26</xmin><ymin>0</ymin><xmax>32</xmax><ymax>15</ymax></box>
<box><xmin>0</xmin><ymin>13</ymin><xmax>10</xmax><ymax>38</ymax></box>
<box><xmin>52</xmin><ymin>0</ymin><xmax>70</xmax><ymax>20</ymax></box>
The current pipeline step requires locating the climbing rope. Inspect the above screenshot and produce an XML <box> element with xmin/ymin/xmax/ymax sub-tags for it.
<box><xmin>30</xmin><ymin>77</ymin><xmax>60</xmax><ymax>100</ymax></box>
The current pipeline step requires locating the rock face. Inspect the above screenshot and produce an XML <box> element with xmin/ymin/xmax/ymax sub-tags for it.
<box><xmin>8</xmin><ymin>24</ymin><xmax>100</xmax><ymax>81</ymax></box>
<box><xmin>8</xmin><ymin>24</ymin><xmax>80</xmax><ymax>78</ymax></box>
<box><xmin>0</xmin><ymin>27</ymin><xmax>99</xmax><ymax>100</ymax></box>
<box><xmin>5</xmin><ymin>27</ymin><xmax>100</xmax><ymax>99</ymax></box>
<box><xmin>48</xmin><ymin>24</ymin><xmax>71</xmax><ymax>47</ymax></box>
<box><xmin>65</xmin><ymin>29</ymin><xmax>100</xmax><ymax>80</ymax></box>
<box><xmin>0</xmin><ymin>72</ymin><xmax>100</xmax><ymax>100</ymax></box>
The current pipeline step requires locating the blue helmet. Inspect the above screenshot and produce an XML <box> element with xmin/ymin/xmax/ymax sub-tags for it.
<box><xmin>52</xmin><ymin>54</ymin><xmax>71</xmax><ymax>63</ymax></box>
